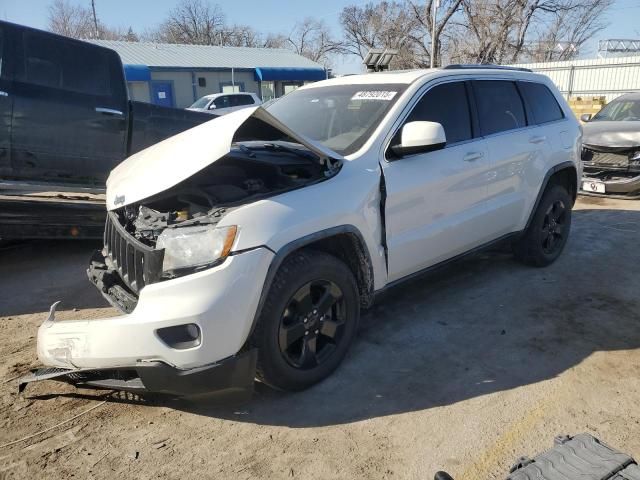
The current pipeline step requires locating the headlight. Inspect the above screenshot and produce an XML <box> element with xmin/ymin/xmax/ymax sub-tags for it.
<box><xmin>156</xmin><ymin>225</ymin><xmax>237</xmax><ymax>273</ymax></box>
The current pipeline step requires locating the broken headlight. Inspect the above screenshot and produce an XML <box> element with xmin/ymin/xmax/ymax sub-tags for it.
<box><xmin>156</xmin><ymin>225</ymin><xmax>237</xmax><ymax>274</ymax></box>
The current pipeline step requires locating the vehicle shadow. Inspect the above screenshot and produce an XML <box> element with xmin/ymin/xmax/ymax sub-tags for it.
<box><xmin>169</xmin><ymin>207</ymin><xmax>640</xmax><ymax>427</ymax></box>
<box><xmin>0</xmin><ymin>240</ymin><xmax>109</xmax><ymax>317</ymax></box>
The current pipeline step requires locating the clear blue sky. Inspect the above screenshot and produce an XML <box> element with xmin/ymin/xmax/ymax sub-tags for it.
<box><xmin>1</xmin><ymin>0</ymin><xmax>639</xmax><ymax>74</ymax></box>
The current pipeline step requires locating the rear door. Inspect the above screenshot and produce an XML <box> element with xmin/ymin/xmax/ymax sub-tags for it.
<box><xmin>0</xmin><ymin>23</ymin><xmax>13</xmax><ymax>177</ymax></box>
<box><xmin>11</xmin><ymin>29</ymin><xmax>128</xmax><ymax>184</ymax></box>
<box><xmin>382</xmin><ymin>81</ymin><xmax>494</xmax><ymax>282</ymax></box>
<box><xmin>472</xmin><ymin>79</ymin><xmax>551</xmax><ymax>235</ymax></box>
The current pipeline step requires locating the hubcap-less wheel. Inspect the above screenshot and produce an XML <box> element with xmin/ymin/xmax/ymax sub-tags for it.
<box><xmin>278</xmin><ymin>280</ymin><xmax>346</xmax><ymax>370</ymax></box>
<box><xmin>541</xmin><ymin>199</ymin><xmax>567</xmax><ymax>255</ymax></box>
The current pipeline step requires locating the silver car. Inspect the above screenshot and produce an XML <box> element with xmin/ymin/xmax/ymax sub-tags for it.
<box><xmin>187</xmin><ymin>92</ymin><xmax>262</xmax><ymax>116</ymax></box>
<box><xmin>580</xmin><ymin>92</ymin><xmax>640</xmax><ymax>197</ymax></box>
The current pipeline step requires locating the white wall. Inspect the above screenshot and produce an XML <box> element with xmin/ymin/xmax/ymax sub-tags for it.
<box><xmin>513</xmin><ymin>56</ymin><xmax>640</xmax><ymax>101</ymax></box>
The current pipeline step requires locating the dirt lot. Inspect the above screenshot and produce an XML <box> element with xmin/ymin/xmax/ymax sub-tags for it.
<box><xmin>2</xmin><ymin>195</ymin><xmax>640</xmax><ymax>479</ymax></box>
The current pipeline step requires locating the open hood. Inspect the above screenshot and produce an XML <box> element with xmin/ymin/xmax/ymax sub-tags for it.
<box><xmin>583</xmin><ymin>121</ymin><xmax>640</xmax><ymax>149</ymax></box>
<box><xmin>106</xmin><ymin>106</ymin><xmax>342</xmax><ymax>210</ymax></box>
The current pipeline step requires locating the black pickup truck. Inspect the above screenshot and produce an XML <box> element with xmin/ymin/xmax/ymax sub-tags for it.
<box><xmin>0</xmin><ymin>21</ymin><xmax>212</xmax><ymax>239</ymax></box>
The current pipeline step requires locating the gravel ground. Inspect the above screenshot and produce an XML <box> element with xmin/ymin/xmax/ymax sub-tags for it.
<box><xmin>1</xmin><ymin>195</ymin><xmax>640</xmax><ymax>479</ymax></box>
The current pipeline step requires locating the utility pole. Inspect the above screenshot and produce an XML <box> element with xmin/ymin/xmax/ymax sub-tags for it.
<box><xmin>91</xmin><ymin>0</ymin><xmax>99</xmax><ymax>39</ymax></box>
<box><xmin>430</xmin><ymin>0</ymin><xmax>439</xmax><ymax>68</ymax></box>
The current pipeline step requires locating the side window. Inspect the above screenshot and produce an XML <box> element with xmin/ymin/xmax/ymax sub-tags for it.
<box><xmin>518</xmin><ymin>81</ymin><xmax>564</xmax><ymax>124</ymax></box>
<box><xmin>473</xmin><ymin>80</ymin><xmax>526</xmax><ymax>136</ymax></box>
<box><xmin>23</xmin><ymin>32</ymin><xmax>62</xmax><ymax>89</ymax></box>
<box><xmin>64</xmin><ymin>42</ymin><xmax>110</xmax><ymax>96</ymax></box>
<box><xmin>213</xmin><ymin>96</ymin><xmax>230</xmax><ymax>109</ymax></box>
<box><xmin>21</xmin><ymin>31</ymin><xmax>110</xmax><ymax>96</ymax></box>
<box><xmin>406</xmin><ymin>82</ymin><xmax>472</xmax><ymax>144</ymax></box>
<box><xmin>236</xmin><ymin>94</ymin><xmax>254</xmax><ymax>106</ymax></box>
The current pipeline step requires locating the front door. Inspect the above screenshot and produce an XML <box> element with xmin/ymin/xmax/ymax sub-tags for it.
<box><xmin>151</xmin><ymin>82</ymin><xmax>174</xmax><ymax>108</ymax></box>
<box><xmin>382</xmin><ymin>81</ymin><xmax>494</xmax><ymax>282</ymax></box>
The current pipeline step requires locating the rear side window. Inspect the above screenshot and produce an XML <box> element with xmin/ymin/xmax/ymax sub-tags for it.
<box><xmin>407</xmin><ymin>81</ymin><xmax>472</xmax><ymax>144</ymax></box>
<box><xmin>518</xmin><ymin>81</ymin><xmax>564</xmax><ymax>124</ymax></box>
<box><xmin>234</xmin><ymin>94</ymin><xmax>255</xmax><ymax>106</ymax></box>
<box><xmin>20</xmin><ymin>31</ymin><xmax>111</xmax><ymax>96</ymax></box>
<box><xmin>473</xmin><ymin>81</ymin><xmax>526</xmax><ymax>136</ymax></box>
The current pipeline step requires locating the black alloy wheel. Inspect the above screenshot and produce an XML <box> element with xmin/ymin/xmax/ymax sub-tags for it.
<box><xmin>541</xmin><ymin>199</ymin><xmax>567</xmax><ymax>255</ymax></box>
<box><xmin>252</xmin><ymin>249</ymin><xmax>360</xmax><ymax>391</ymax></box>
<box><xmin>278</xmin><ymin>280</ymin><xmax>346</xmax><ymax>369</ymax></box>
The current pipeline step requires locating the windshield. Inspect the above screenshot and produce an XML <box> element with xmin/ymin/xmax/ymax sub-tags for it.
<box><xmin>266</xmin><ymin>84</ymin><xmax>407</xmax><ymax>155</ymax></box>
<box><xmin>189</xmin><ymin>97</ymin><xmax>212</xmax><ymax>109</ymax></box>
<box><xmin>592</xmin><ymin>98</ymin><xmax>640</xmax><ymax>121</ymax></box>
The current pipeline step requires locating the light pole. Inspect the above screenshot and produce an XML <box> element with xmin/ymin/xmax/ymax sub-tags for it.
<box><xmin>91</xmin><ymin>0</ymin><xmax>99</xmax><ymax>39</ymax></box>
<box><xmin>430</xmin><ymin>0</ymin><xmax>439</xmax><ymax>68</ymax></box>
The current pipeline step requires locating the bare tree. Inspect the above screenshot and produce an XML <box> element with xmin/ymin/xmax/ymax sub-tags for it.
<box><xmin>48</xmin><ymin>0</ymin><xmax>140</xmax><ymax>41</ymax></box>
<box><xmin>149</xmin><ymin>0</ymin><xmax>225</xmax><ymax>45</ymax></box>
<box><xmin>340</xmin><ymin>2</ymin><xmax>422</xmax><ymax>68</ymax></box>
<box><xmin>406</xmin><ymin>0</ymin><xmax>464</xmax><ymax>66</ymax></box>
<box><xmin>48</xmin><ymin>0</ymin><xmax>96</xmax><ymax>39</ymax></box>
<box><xmin>530</xmin><ymin>0</ymin><xmax>613</xmax><ymax>61</ymax></box>
<box><xmin>449</xmin><ymin>0</ymin><xmax>614</xmax><ymax>64</ymax></box>
<box><xmin>286</xmin><ymin>18</ymin><xmax>344</xmax><ymax>66</ymax></box>
<box><xmin>340</xmin><ymin>1</ymin><xmax>463</xmax><ymax>69</ymax></box>
<box><xmin>146</xmin><ymin>0</ymin><xmax>291</xmax><ymax>50</ymax></box>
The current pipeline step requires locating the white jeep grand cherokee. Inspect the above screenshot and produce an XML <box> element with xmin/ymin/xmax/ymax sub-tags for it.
<box><xmin>25</xmin><ymin>65</ymin><xmax>582</xmax><ymax>396</ymax></box>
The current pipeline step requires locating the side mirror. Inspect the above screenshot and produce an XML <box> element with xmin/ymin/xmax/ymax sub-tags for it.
<box><xmin>208</xmin><ymin>103</ymin><xmax>217</xmax><ymax>110</ymax></box>
<box><xmin>391</xmin><ymin>121</ymin><xmax>447</xmax><ymax>158</ymax></box>
<box><xmin>580</xmin><ymin>113</ymin><xmax>591</xmax><ymax>122</ymax></box>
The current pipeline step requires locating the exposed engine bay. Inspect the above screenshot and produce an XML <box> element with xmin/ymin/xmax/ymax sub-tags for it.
<box><xmin>88</xmin><ymin>141</ymin><xmax>341</xmax><ymax>313</ymax></box>
<box><xmin>115</xmin><ymin>141</ymin><xmax>341</xmax><ymax>247</ymax></box>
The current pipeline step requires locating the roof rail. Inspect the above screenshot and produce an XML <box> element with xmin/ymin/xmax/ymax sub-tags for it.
<box><xmin>442</xmin><ymin>64</ymin><xmax>533</xmax><ymax>73</ymax></box>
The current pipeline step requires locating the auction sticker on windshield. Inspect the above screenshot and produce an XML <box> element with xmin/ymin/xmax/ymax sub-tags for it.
<box><xmin>351</xmin><ymin>91</ymin><xmax>398</xmax><ymax>101</ymax></box>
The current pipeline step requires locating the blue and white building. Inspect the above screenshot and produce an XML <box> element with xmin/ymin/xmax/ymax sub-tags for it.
<box><xmin>91</xmin><ymin>40</ymin><xmax>327</xmax><ymax>108</ymax></box>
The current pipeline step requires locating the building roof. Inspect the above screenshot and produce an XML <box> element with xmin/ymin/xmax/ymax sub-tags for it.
<box><xmin>90</xmin><ymin>40</ymin><xmax>324</xmax><ymax>71</ymax></box>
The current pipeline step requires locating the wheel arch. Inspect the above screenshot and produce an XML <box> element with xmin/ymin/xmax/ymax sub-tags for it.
<box><xmin>248</xmin><ymin>226</ymin><xmax>375</xmax><ymax>338</ymax></box>
<box><xmin>525</xmin><ymin>161</ymin><xmax>577</xmax><ymax>231</ymax></box>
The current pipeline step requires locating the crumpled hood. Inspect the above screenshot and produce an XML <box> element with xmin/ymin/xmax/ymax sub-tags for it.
<box><xmin>583</xmin><ymin>121</ymin><xmax>640</xmax><ymax>149</ymax></box>
<box><xmin>106</xmin><ymin>106</ymin><xmax>342</xmax><ymax>210</ymax></box>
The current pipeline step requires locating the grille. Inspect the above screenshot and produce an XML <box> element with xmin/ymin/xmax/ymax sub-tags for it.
<box><xmin>104</xmin><ymin>211</ymin><xmax>163</xmax><ymax>294</ymax></box>
<box><xmin>584</xmin><ymin>150</ymin><xmax>629</xmax><ymax>168</ymax></box>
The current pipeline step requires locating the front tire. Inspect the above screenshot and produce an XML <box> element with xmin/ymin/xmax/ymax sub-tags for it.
<box><xmin>513</xmin><ymin>184</ymin><xmax>572</xmax><ymax>267</ymax></box>
<box><xmin>252</xmin><ymin>249</ymin><xmax>360</xmax><ymax>391</ymax></box>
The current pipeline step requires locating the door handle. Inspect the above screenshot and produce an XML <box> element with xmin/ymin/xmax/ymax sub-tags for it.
<box><xmin>0</xmin><ymin>91</ymin><xmax>8</xmax><ymax>97</ymax></box>
<box><xmin>463</xmin><ymin>152</ymin><xmax>484</xmax><ymax>162</ymax></box>
<box><xmin>529</xmin><ymin>135</ymin><xmax>547</xmax><ymax>144</ymax></box>
<box><xmin>95</xmin><ymin>107</ymin><xmax>124</xmax><ymax>116</ymax></box>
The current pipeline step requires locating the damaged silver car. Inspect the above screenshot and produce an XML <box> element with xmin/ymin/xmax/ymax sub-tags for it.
<box><xmin>580</xmin><ymin>92</ymin><xmax>640</xmax><ymax>197</ymax></box>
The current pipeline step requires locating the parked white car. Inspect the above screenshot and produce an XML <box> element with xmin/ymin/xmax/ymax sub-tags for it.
<box><xmin>24</xmin><ymin>66</ymin><xmax>581</xmax><ymax>396</ymax></box>
<box><xmin>187</xmin><ymin>92</ymin><xmax>262</xmax><ymax>115</ymax></box>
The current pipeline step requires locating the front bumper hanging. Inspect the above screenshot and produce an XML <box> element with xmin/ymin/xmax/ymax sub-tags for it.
<box><xmin>19</xmin><ymin>348</ymin><xmax>257</xmax><ymax>397</ymax></box>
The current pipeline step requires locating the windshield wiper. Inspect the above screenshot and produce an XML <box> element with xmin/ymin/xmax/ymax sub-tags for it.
<box><xmin>237</xmin><ymin>142</ymin><xmax>318</xmax><ymax>161</ymax></box>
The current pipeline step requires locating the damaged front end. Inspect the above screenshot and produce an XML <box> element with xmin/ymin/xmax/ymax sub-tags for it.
<box><xmin>581</xmin><ymin>144</ymin><xmax>640</xmax><ymax>197</ymax></box>
<box><xmin>24</xmin><ymin>107</ymin><xmax>343</xmax><ymax>397</ymax></box>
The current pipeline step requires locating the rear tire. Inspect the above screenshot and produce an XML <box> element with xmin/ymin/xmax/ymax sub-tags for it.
<box><xmin>512</xmin><ymin>184</ymin><xmax>572</xmax><ymax>267</ymax></box>
<box><xmin>251</xmin><ymin>249</ymin><xmax>360</xmax><ymax>391</ymax></box>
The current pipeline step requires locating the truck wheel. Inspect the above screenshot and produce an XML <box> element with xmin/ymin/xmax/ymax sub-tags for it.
<box><xmin>512</xmin><ymin>184</ymin><xmax>572</xmax><ymax>267</ymax></box>
<box><xmin>252</xmin><ymin>249</ymin><xmax>360</xmax><ymax>391</ymax></box>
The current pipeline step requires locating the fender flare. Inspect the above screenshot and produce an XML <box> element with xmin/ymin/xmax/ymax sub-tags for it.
<box><xmin>524</xmin><ymin>161</ymin><xmax>577</xmax><ymax>231</ymax></box>
<box><xmin>247</xmin><ymin>225</ymin><xmax>374</xmax><ymax>338</ymax></box>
